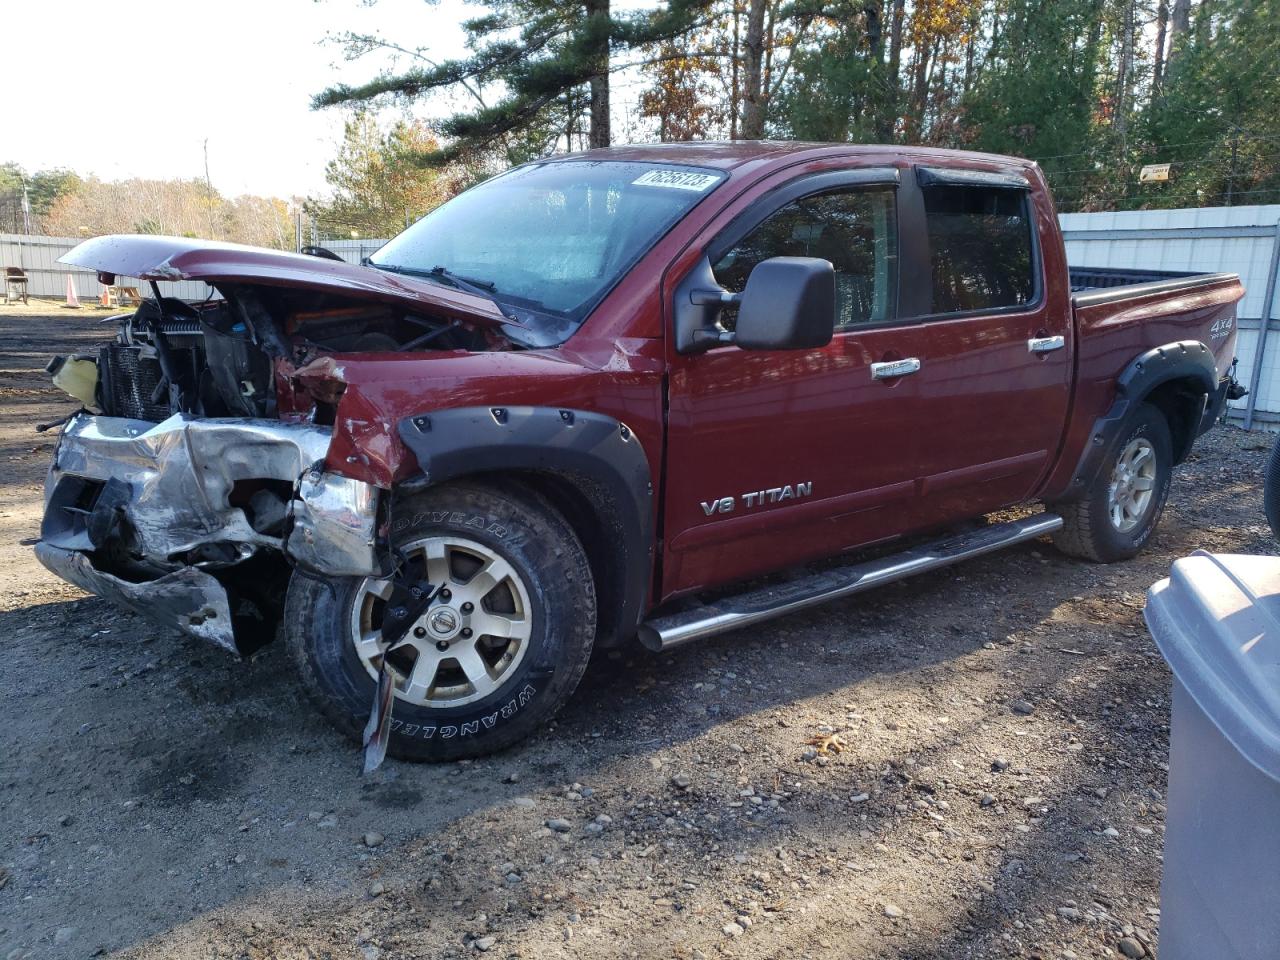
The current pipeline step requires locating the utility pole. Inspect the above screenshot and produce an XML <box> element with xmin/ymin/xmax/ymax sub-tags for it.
<box><xmin>16</xmin><ymin>176</ymin><xmax>30</xmax><ymax>270</ymax></box>
<box><xmin>20</xmin><ymin>180</ymin><xmax>32</xmax><ymax>235</ymax></box>
<box><xmin>203</xmin><ymin>139</ymin><xmax>217</xmax><ymax>240</ymax></box>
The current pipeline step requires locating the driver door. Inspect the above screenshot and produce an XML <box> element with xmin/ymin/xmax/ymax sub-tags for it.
<box><xmin>661</xmin><ymin>167</ymin><xmax>926</xmax><ymax>598</ymax></box>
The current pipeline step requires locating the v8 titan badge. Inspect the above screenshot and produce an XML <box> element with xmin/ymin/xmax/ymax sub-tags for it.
<box><xmin>701</xmin><ymin>482</ymin><xmax>814</xmax><ymax>516</ymax></box>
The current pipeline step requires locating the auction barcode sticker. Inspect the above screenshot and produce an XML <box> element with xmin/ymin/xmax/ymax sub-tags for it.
<box><xmin>632</xmin><ymin>169</ymin><xmax>720</xmax><ymax>192</ymax></box>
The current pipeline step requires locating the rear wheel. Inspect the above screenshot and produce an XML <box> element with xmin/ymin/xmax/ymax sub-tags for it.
<box><xmin>1052</xmin><ymin>402</ymin><xmax>1173</xmax><ymax>562</ymax></box>
<box><xmin>286</xmin><ymin>481</ymin><xmax>597</xmax><ymax>761</ymax></box>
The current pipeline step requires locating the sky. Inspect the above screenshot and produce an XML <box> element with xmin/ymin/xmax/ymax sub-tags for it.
<box><xmin>0</xmin><ymin>0</ymin><xmax>478</xmax><ymax>199</ymax></box>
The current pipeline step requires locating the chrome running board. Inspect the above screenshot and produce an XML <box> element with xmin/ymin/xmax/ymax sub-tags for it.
<box><xmin>638</xmin><ymin>513</ymin><xmax>1063</xmax><ymax>652</ymax></box>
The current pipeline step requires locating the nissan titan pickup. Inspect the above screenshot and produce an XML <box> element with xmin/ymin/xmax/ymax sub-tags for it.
<box><xmin>37</xmin><ymin>142</ymin><xmax>1244</xmax><ymax>761</ymax></box>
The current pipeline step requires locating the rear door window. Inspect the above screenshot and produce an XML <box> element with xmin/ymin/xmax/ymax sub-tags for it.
<box><xmin>922</xmin><ymin>184</ymin><xmax>1034</xmax><ymax>314</ymax></box>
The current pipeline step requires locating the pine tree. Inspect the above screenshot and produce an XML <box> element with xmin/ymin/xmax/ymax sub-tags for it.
<box><xmin>305</xmin><ymin>111</ymin><xmax>456</xmax><ymax>237</ymax></box>
<box><xmin>771</xmin><ymin>2</ymin><xmax>888</xmax><ymax>143</ymax></box>
<box><xmin>1145</xmin><ymin>0</ymin><xmax>1280</xmax><ymax>207</ymax></box>
<box><xmin>963</xmin><ymin>0</ymin><xmax>1108</xmax><ymax>204</ymax></box>
<box><xmin>314</xmin><ymin>0</ymin><xmax>711</xmax><ymax>163</ymax></box>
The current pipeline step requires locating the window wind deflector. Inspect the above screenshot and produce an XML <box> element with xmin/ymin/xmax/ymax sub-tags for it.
<box><xmin>706</xmin><ymin>167</ymin><xmax>900</xmax><ymax>265</ymax></box>
<box><xmin>793</xmin><ymin>167</ymin><xmax>901</xmax><ymax>192</ymax></box>
<box><xmin>916</xmin><ymin>167</ymin><xmax>1029</xmax><ymax>189</ymax></box>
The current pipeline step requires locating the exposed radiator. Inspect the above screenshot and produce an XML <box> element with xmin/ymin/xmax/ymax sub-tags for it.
<box><xmin>99</xmin><ymin>343</ymin><xmax>171</xmax><ymax>422</ymax></box>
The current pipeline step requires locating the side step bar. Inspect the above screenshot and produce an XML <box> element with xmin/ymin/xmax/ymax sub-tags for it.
<box><xmin>638</xmin><ymin>513</ymin><xmax>1063</xmax><ymax>652</ymax></box>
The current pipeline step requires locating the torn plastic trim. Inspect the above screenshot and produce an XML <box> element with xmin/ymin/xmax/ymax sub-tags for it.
<box><xmin>42</xmin><ymin>413</ymin><xmax>381</xmax><ymax>578</ymax></box>
<box><xmin>34</xmin><ymin>541</ymin><xmax>238</xmax><ymax>653</ymax></box>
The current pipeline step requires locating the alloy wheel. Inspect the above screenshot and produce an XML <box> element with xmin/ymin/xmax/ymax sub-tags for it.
<box><xmin>1107</xmin><ymin>437</ymin><xmax>1158</xmax><ymax>532</ymax></box>
<box><xmin>351</xmin><ymin>536</ymin><xmax>533</xmax><ymax>707</ymax></box>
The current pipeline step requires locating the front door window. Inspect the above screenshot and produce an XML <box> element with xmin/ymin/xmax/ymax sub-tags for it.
<box><xmin>712</xmin><ymin>188</ymin><xmax>898</xmax><ymax>330</ymax></box>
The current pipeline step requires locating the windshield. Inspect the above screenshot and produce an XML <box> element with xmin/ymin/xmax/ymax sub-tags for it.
<box><xmin>369</xmin><ymin>160</ymin><xmax>726</xmax><ymax>346</ymax></box>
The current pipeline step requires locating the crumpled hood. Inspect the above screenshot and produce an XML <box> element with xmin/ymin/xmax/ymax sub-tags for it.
<box><xmin>59</xmin><ymin>234</ymin><xmax>514</xmax><ymax>331</ymax></box>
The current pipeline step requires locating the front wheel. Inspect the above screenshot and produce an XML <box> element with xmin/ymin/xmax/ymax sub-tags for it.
<box><xmin>1051</xmin><ymin>402</ymin><xmax>1173</xmax><ymax>563</ymax></box>
<box><xmin>285</xmin><ymin>481</ymin><xmax>597</xmax><ymax>761</ymax></box>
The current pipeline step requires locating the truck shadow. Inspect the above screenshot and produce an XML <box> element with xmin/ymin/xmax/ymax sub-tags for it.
<box><xmin>561</xmin><ymin>538</ymin><xmax>1118</xmax><ymax>745</ymax></box>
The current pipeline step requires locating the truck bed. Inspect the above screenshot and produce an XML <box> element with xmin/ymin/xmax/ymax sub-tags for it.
<box><xmin>1068</xmin><ymin>265</ymin><xmax>1240</xmax><ymax>307</ymax></box>
<box><xmin>1068</xmin><ymin>265</ymin><xmax>1196</xmax><ymax>292</ymax></box>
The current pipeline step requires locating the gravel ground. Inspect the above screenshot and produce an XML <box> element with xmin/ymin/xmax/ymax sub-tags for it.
<box><xmin>2</xmin><ymin>304</ymin><xmax>1276</xmax><ymax>960</ymax></box>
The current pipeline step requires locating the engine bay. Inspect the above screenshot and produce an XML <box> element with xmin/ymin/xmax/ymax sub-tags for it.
<box><xmin>88</xmin><ymin>285</ymin><xmax>496</xmax><ymax>424</ymax></box>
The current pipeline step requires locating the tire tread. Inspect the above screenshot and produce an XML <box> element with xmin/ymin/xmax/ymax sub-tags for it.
<box><xmin>1051</xmin><ymin>496</ymin><xmax>1106</xmax><ymax>562</ymax></box>
<box><xmin>1263</xmin><ymin>435</ymin><xmax>1280</xmax><ymax>541</ymax></box>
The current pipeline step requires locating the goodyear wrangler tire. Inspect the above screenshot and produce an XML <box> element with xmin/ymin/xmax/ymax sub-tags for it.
<box><xmin>285</xmin><ymin>480</ymin><xmax>597</xmax><ymax>761</ymax></box>
<box><xmin>1051</xmin><ymin>402</ymin><xmax>1173</xmax><ymax>563</ymax></box>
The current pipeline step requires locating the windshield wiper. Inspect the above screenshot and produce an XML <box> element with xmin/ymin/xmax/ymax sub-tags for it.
<box><xmin>368</xmin><ymin>261</ymin><xmax>525</xmax><ymax>327</ymax></box>
<box><xmin>427</xmin><ymin>265</ymin><xmax>497</xmax><ymax>294</ymax></box>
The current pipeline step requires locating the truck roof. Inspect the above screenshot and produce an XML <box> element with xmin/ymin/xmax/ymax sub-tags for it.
<box><xmin>546</xmin><ymin>140</ymin><xmax>1041</xmax><ymax>174</ymax></box>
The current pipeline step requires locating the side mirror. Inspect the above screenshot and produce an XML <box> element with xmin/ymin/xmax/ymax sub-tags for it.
<box><xmin>734</xmin><ymin>256</ymin><xmax>836</xmax><ymax>351</ymax></box>
<box><xmin>674</xmin><ymin>255</ymin><xmax>837</xmax><ymax>354</ymax></box>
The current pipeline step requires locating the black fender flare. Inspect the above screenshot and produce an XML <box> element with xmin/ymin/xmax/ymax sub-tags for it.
<box><xmin>1061</xmin><ymin>340</ymin><xmax>1216</xmax><ymax>498</ymax></box>
<box><xmin>397</xmin><ymin>406</ymin><xmax>654</xmax><ymax>643</ymax></box>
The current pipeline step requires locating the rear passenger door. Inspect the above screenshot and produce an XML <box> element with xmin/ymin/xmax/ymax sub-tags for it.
<box><xmin>903</xmin><ymin>166</ymin><xmax>1073</xmax><ymax>527</ymax></box>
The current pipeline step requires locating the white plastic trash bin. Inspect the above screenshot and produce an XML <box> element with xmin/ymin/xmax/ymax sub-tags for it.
<box><xmin>1145</xmin><ymin>551</ymin><xmax>1280</xmax><ymax>960</ymax></box>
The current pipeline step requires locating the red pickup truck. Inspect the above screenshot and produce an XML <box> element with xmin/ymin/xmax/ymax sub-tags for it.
<box><xmin>39</xmin><ymin>142</ymin><xmax>1243</xmax><ymax>761</ymax></box>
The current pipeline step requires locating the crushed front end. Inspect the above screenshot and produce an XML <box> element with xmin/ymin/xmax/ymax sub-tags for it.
<box><xmin>38</xmin><ymin>413</ymin><xmax>381</xmax><ymax>653</ymax></box>
<box><xmin>33</xmin><ymin>236</ymin><xmax>515</xmax><ymax>654</ymax></box>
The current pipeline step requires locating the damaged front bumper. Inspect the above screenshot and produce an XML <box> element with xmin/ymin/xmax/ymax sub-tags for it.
<box><xmin>36</xmin><ymin>413</ymin><xmax>382</xmax><ymax>653</ymax></box>
<box><xmin>35</xmin><ymin>542</ymin><xmax>239</xmax><ymax>650</ymax></box>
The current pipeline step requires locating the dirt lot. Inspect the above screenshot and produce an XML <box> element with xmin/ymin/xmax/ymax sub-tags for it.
<box><xmin>1</xmin><ymin>302</ymin><xmax>1275</xmax><ymax>960</ymax></box>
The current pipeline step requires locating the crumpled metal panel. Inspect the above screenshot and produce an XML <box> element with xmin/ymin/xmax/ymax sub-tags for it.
<box><xmin>289</xmin><ymin>470</ymin><xmax>381</xmax><ymax>577</ymax></box>
<box><xmin>44</xmin><ymin>413</ymin><xmax>380</xmax><ymax>576</ymax></box>
<box><xmin>35</xmin><ymin>541</ymin><xmax>238</xmax><ymax>652</ymax></box>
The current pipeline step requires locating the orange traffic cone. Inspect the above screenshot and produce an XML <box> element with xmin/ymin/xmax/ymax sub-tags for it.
<box><xmin>63</xmin><ymin>274</ymin><xmax>81</xmax><ymax>309</ymax></box>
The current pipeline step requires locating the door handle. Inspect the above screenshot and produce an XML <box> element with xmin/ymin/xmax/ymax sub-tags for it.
<box><xmin>1027</xmin><ymin>336</ymin><xmax>1066</xmax><ymax>354</ymax></box>
<box><xmin>870</xmin><ymin>357</ymin><xmax>921</xmax><ymax>380</ymax></box>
